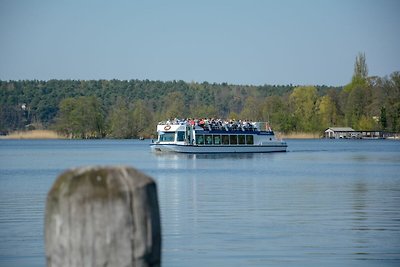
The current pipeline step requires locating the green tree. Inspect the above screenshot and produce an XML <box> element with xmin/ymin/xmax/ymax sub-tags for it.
<box><xmin>289</xmin><ymin>86</ymin><xmax>319</xmax><ymax>132</ymax></box>
<box><xmin>318</xmin><ymin>95</ymin><xmax>338</xmax><ymax>129</ymax></box>
<box><xmin>388</xmin><ymin>102</ymin><xmax>400</xmax><ymax>132</ymax></box>
<box><xmin>380</xmin><ymin>106</ymin><xmax>387</xmax><ymax>130</ymax></box>
<box><xmin>353</xmin><ymin>52</ymin><xmax>368</xmax><ymax>80</ymax></box>
<box><xmin>240</xmin><ymin>96</ymin><xmax>262</xmax><ymax>120</ymax></box>
<box><xmin>106</xmin><ymin>98</ymin><xmax>131</xmax><ymax>138</ymax></box>
<box><xmin>341</xmin><ymin>53</ymin><xmax>372</xmax><ymax>128</ymax></box>
<box><xmin>344</xmin><ymin>86</ymin><xmax>372</xmax><ymax>128</ymax></box>
<box><xmin>344</xmin><ymin>52</ymin><xmax>369</xmax><ymax>93</ymax></box>
<box><xmin>357</xmin><ymin>115</ymin><xmax>377</xmax><ymax>130</ymax></box>
<box><xmin>163</xmin><ymin>92</ymin><xmax>185</xmax><ymax>119</ymax></box>
<box><xmin>190</xmin><ymin>105</ymin><xmax>218</xmax><ymax>119</ymax></box>
<box><xmin>56</xmin><ymin>96</ymin><xmax>105</xmax><ymax>138</ymax></box>
<box><xmin>260</xmin><ymin>95</ymin><xmax>289</xmax><ymax>131</ymax></box>
<box><xmin>131</xmin><ymin>99</ymin><xmax>153</xmax><ymax>137</ymax></box>
<box><xmin>386</xmin><ymin>72</ymin><xmax>400</xmax><ymax>132</ymax></box>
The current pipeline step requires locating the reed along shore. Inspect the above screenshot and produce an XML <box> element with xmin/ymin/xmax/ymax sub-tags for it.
<box><xmin>0</xmin><ymin>130</ymin><xmax>64</xmax><ymax>139</ymax></box>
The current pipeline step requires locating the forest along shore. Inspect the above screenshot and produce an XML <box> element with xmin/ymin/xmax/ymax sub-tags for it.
<box><xmin>1</xmin><ymin>63</ymin><xmax>399</xmax><ymax>140</ymax></box>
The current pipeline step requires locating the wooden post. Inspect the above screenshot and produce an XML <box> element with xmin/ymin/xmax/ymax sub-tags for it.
<box><xmin>45</xmin><ymin>166</ymin><xmax>161</xmax><ymax>267</ymax></box>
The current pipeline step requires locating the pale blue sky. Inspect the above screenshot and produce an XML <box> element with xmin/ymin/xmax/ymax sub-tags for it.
<box><xmin>1</xmin><ymin>0</ymin><xmax>399</xmax><ymax>86</ymax></box>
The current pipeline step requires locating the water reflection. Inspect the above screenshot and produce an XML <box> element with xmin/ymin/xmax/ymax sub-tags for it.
<box><xmin>152</xmin><ymin>151</ymin><xmax>282</xmax><ymax>161</ymax></box>
<box><xmin>351</xmin><ymin>181</ymin><xmax>369</xmax><ymax>258</ymax></box>
<box><xmin>352</xmin><ymin>182</ymin><xmax>368</xmax><ymax>222</ymax></box>
<box><xmin>154</xmin><ymin>152</ymin><xmax>256</xmax><ymax>160</ymax></box>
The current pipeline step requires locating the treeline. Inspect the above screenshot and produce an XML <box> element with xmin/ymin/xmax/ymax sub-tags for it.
<box><xmin>0</xmin><ymin>79</ymin><xmax>297</xmax><ymax>137</ymax></box>
<box><xmin>1</xmin><ymin>55</ymin><xmax>399</xmax><ymax>138</ymax></box>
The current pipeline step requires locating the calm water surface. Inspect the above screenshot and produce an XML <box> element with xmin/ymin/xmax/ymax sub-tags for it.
<box><xmin>0</xmin><ymin>139</ymin><xmax>399</xmax><ymax>267</ymax></box>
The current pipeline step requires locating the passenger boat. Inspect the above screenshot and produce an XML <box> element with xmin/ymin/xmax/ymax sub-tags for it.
<box><xmin>150</xmin><ymin>119</ymin><xmax>287</xmax><ymax>153</ymax></box>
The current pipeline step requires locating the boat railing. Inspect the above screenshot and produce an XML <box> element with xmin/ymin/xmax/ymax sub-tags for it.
<box><xmin>158</xmin><ymin>119</ymin><xmax>273</xmax><ymax>133</ymax></box>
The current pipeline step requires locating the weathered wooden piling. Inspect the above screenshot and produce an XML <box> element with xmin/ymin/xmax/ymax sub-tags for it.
<box><xmin>45</xmin><ymin>166</ymin><xmax>161</xmax><ymax>267</ymax></box>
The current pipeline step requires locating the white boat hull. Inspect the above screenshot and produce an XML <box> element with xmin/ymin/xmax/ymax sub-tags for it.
<box><xmin>150</xmin><ymin>143</ymin><xmax>287</xmax><ymax>153</ymax></box>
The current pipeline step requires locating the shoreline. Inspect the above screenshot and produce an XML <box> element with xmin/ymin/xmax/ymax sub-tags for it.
<box><xmin>0</xmin><ymin>130</ymin><xmax>64</xmax><ymax>140</ymax></box>
<box><xmin>278</xmin><ymin>132</ymin><xmax>321</xmax><ymax>140</ymax></box>
<box><xmin>1</xmin><ymin>130</ymin><xmax>322</xmax><ymax>140</ymax></box>
<box><xmin>4</xmin><ymin>130</ymin><xmax>396</xmax><ymax>141</ymax></box>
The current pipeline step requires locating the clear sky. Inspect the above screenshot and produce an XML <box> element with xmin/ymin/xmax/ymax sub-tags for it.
<box><xmin>0</xmin><ymin>0</ymin><xmax>399</xmax><ymax>86</ymax></box>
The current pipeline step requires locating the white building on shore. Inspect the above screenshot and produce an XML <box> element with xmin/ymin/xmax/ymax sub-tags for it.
<box><xmin>324</xmin><ymin>127</ymin><xmax>358</xmax><ymax>139</ymax></box>
<box><xmin>324</xmin><ymin>127</ymin><xmax>391</xmax><ymax>139</ymax></box>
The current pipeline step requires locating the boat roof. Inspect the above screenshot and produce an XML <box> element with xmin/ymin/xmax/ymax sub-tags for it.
<box><xmin>325</xmin><ymin>127</ymin><xmax>355</xmax><ymax>132</ymax></box>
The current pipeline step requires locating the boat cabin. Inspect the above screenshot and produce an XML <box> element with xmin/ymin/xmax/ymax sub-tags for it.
<box><xmin>156</xmin><ymin>121</ymin><xmax>275</xmax><ymax>146</ymax></box>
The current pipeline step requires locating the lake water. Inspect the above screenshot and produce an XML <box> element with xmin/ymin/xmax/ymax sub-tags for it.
<box><xmin>0</xmin><ymin>139</ymin><xmax>399</xmax><ymax>267</ymax></box>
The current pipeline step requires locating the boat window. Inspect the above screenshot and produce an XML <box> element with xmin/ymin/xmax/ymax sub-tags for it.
<box><xmin>222</xmin><ymin>135</ymin><xmax>229</xmax><ymax>145</ymax></box>
<box><xmin>246</xmin><ymin>135</ymin><xmax>254</xmax><ymax>145</ymax></box>
<box><xmin>177</xmin><ymin>131</ymin><xmax>185</xmax><ymax>141</ymax></box>
<box><xmin>238</xmin><ymin>135</ymin><xmax>245</xmax><ymax>145</ymax></box>
<box><xmin>205</xmin><ymin>135</ymin><xmax>213</xmax><ymax>145</ymax></box>
<box><xmin>196</xmin><ymin>135</ymin><xmax>204</xmax><ymax>145</ymax></box>
<box><xmin>229</xmin><ymin>135</ymin><xmax>237</xmax><ymax>145</ymax></box>
<box><xmin>159</xmin><ymin>132</ymin><xmax>175</xmax><ymax>142</ymax></box>
<box><xmin>213</xmin><ymin>135</ymin><xmax>221</xmax><ymax>145</ymax></box>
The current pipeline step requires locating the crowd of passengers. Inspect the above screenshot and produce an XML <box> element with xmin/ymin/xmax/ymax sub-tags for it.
<box><xmin>158</xmin><ymin>118</ymin><xmax>262</xmax><ymax>132</ymax></box>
